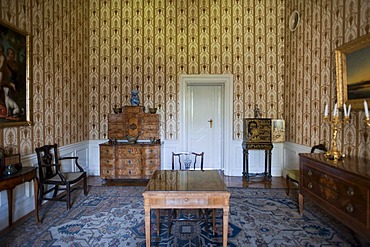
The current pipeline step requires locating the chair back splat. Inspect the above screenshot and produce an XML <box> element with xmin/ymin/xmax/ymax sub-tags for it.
<box><xmin>171</xmin><ymin>151</ymin><xmax>204</xmax><ymax>170</ymax></box>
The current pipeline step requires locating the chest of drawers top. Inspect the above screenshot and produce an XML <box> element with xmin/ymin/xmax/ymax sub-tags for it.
<box><xmin>299</xmin><ymin>153</ymin><xmax>370</xmax><ymax>180</ymax></box>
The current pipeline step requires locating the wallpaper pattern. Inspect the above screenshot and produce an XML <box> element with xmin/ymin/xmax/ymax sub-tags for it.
<box><xmin>285</xmin><ymin>0</ymin><xmax>370</xmax><ymax>158</ymax></box>
<box><xmin>0</xmin><ymin>0</ymin><xmax>369</xmax><ymax>159</ymax></box>
<box><xmin>88</xmin><ymin>0</ymin><xmax>285</xmax><ymax>140</ymax></box>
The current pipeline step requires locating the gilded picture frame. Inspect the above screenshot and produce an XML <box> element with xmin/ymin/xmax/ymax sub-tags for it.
<box><xmin>0</xmin><ymin>21</ymin><xmax>31</xmax><ymax>128</ymax></box>
<box><xmin>335</xmin><ymin>33</ymin><xmax>370</xmax><ymax>110</ymax></box>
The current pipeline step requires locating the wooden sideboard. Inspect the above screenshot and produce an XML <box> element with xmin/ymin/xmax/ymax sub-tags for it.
<box><xmin>100</xmin><ymin>142</ymin><xmax>161</xmax><ymax>179</ymax></box>
<box><xmin>299</xmin><ymin>153</ymin><xmax>370</xmax><ymax>241</ymax></box>
<box><xmin>100</xmin><ymin>106</ymin><xmax>161</xmax><ymax>179</ymax></box>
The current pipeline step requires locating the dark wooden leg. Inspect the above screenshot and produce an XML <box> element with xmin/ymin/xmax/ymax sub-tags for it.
<box><xmin>84</xmin><ymin>174</ymin><xmax>88</xmax><ymax>196</ymax></box>
<box><xmin>267</xmin><ymin>150</ymin><xmax>272</xmax><ymax>181</ymax></box>
<box><xmin>245</xmin><ymin>150</ymin><xmax>250</xmax><ymax>181</ymax></box>
<box><xmin>33</xmin><ymin>177</ymin><xmax>40</xmax><ymax>222</ymax></box>
<box><xmin>66</xmin><ymin>183</ymin><xmax>71</xmax><ymax>210</ymax></box>
<box><xmin>299</xmin><ymin>193</ymin><xmax>304</xmax><ymax>215</ymax></box>
<box><xmin>264</xmin><ymin>150</ymin><xmax>268</xmax><ymax>177</ymax></box>
<box><xmin>286</xmin><ymin>175</ymin><xmax>290</xmax><ymax>196</ymax></box>
<box><xmin>7</xmin><ymin>189</ymin><xmax>13</xmax><ymax>226</ymax></box>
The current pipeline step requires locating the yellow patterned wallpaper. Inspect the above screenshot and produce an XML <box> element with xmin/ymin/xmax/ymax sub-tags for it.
<box><xmin>285</xmin><ymin>0</ymin><xmax>370</xmax><ymax>158</ymax></box>
<box><xmin>0</xmin><ymin>0</ymin><xmax>369</xmax><ymax>159</ymax></box>
<box><xmin>0</xmin><ymin>0</ymin><xmax>89</xmax><ymax>154</ymax></box>
<box><xmin>88</xmin><ymin>0</ymin><xmax>286</xmax><ymax>140</ymax></box>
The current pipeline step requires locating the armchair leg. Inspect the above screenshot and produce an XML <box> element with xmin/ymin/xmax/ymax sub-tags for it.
<box><xmin>83</xmin><ymin>174</ymin><xmax>88</xmax><ymax>196</ymax></box>
<box><xmin>38</xmin><ymin>184</ymin><xmax>44</xmax><ymax>206</ymax></box>
<box><xmin>53</xmin><ymin>185</ymin><xmax>59</xmax><ymax>198</ymax></box>
<box><xmin>66</xmin><ymin>183</ymin><xmax>71</xmax><ymax>210</ymax></box>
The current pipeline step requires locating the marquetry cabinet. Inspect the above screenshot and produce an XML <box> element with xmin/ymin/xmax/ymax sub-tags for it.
<box><xmin>108</xmin><ymin>106</ymin><xmax>160</xmax><ymax>140</ymax></box>
<box><xmin>299</xmin><ymin>153</ymin><xmax>370</xmax><ymax>241</ymax></box>
<box><xmin>100</xmin><ymin>106</ymin><xmax>161</xmax><ymax>179</ymax></box>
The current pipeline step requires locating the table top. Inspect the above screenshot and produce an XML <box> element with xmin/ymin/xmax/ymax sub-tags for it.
<box><xmin>0</xmin><ymin>166</ymin><xmax>36</xmax><ymax>181</ymax></box>
<box><xmin>144</xmin><ymin>170</ymin><xmax>228</xmax><ymax>192</ymax></box>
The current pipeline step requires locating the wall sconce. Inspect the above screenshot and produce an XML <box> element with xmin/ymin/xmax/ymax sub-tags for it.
<box><xmin>323</xmin><ymin>103</ymin><xmax>351</xmax><ymax>161</ymax></box>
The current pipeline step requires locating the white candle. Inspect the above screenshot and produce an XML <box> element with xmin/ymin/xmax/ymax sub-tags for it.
<box><xmin>364</xmin><ymin>100</ymin><xmax>369</xmax><ymax>117</ymax></box>
<box><xmin>347</xmin><ymin>104</ymin><xmax>351</xmax><ymax>116</ymax></box>
<box><xmin>333</xmin><ymin>103</ymin><xmax>338</xmax><ymax>116</ymax></box>
<box><xmin>343</xmin><ymin>103</ymin><xmax>347</xmax><ymax>117</ymax></box>
<box><xmin>324</xmin><ymin>104</ymin><xmax>328</xmax><ymax>117</ymax></box>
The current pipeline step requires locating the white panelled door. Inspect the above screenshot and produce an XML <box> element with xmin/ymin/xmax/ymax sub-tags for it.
<box><xmin>186</xmin><ymin>84</ymin><xmax>223</xmax><ymax>169</ymax></box>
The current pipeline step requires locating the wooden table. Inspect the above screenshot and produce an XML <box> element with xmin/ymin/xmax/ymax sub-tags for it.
<box><xmin>0</xmin><ymin>167</ymin><xmax>39</xmax><ymax>226</ymax></box>
<box><xmin>143</xmin><ymin>170</ymin><xmax>230</xmax><ymax>247</ymax></box>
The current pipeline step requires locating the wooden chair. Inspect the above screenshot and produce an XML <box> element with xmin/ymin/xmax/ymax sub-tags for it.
<box><xmin>35</xmin><ymin>144</ymin><xmax>88</xmax><ymax>210</ymax></box>
<box><xmin>166</xmin><ymin>151</ymin><xmax>216</xmax><ymax>236</ymax></box>
<box><xmin>172</xmin><ymin>151</ymin><xmax>204</xmax><ymax>170</ymax></box>
<box><xmin>286</xmin><ymin>143</ymin><xmax>327</xmax><ymax>196</ymax></box>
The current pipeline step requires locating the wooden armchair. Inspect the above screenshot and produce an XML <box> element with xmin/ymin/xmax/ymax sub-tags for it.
<box><xmin>35</xmin><ymin>144</ymin><xmax>88</xmax><ymax>210</ymax></box>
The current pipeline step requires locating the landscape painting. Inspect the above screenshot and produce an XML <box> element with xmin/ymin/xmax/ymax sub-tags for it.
<box><xmin>335</xmin><ymin>33</ymin><xmax>370</xmax><ymax>110</ymax></box>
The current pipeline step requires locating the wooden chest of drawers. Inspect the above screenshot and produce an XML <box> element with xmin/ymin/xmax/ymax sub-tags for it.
<box><xmin>299</xmin><ymin>153</ymin><xmax>370</xmax><ymax>240</ymax></box>
<box><xmin>100</xmin><ymin>142</ymin><xmax>161</xmax><ymax>179</ymax></box>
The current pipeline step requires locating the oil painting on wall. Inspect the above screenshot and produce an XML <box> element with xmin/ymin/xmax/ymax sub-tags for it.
<box><xmin>336</xmin><ymin>33</ymin><xmax>370</xmax><ymax>110</ymax></box>
<box><xmin>0</xmin><ymin>21</ymin><xmax>31</xmax><ymax>128</ymax></box>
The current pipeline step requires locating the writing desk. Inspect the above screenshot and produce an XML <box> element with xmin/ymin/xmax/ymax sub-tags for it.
<box><xmin>0</xmin><ymin>167</ymin><xmax>39</xmax><ymax>226</ymax></box>
<box><xmin>143</xmin><ymin>170</ymin><xmax>230</xmax><ymax>247</ymax></box>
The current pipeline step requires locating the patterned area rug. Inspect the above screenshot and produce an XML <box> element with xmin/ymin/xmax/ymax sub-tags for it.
<box><xmin>0</xmin><ymin>186</ymin><xmax>366</xmax><ymax>246</ymax></box>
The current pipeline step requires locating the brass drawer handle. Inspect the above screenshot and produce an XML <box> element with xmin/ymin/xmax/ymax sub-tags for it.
<box><xmin>307</xmin><ymin>182</ymin><xmax>313</xmax><ymax>189</ymax></box>
<box><xmin>346</xmin><ymin>203</ymin><xmax>354</xmax><ymax>213</ymax></box>
<box><xmin>307</xmin><ymin>170</ymin><xmax>312</xmax><ymax>176</ymax></box>
<box><xmin>347</xmin><ymin>187</ymin><xmax>354</xmax><ymax>196</ymax></box>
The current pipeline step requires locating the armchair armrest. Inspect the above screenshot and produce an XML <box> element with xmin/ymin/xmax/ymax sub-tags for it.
<box><xmin>58</xmin><ymin>156</ymin><xmax>84</xmax><ymax>172</ymax></box>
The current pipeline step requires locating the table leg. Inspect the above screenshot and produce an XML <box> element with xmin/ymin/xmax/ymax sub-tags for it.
<box><xmin>33</xmin><ymin>177</ymin><xmax>40</xmax><ymax>222</ymax></box>
<box><xmin>299</xmin><ymin>193</ymin><xmax>304</xmax><ymax>215</ymax></box>
<box><xmin>223</xmin><ymin>207</ymin><xmax>229</xmax><ymax>247</ymax></box>
<box><xmin>6</xmin><ymin>189</ymin><xmax>13</xmax><ymax>226</ymax></box>
<box><xmin>144</xmin><ymin>206</ymin><xmax>151</xmax><ymax>247</ymax></box>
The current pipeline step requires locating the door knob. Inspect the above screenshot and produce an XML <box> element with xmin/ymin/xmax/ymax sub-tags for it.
<box><xmin>208</xmin><ymin>119</ymin><xmax>213</xmax><ymax>128</ymax></box>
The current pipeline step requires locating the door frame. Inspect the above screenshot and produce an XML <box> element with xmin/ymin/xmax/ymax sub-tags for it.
<box><xmin>179</xmin><ymin>74</ymin><xmax>233</xmax><ymax>170</ymax></box>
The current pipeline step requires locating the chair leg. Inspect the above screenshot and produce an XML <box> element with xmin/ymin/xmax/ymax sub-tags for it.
<box><xmin>38</xmin><ymin>184</ymin><xmax>44</xmax><ymax>206</ymax></box>
<box><xmin>83</xmin><ymin>174</ymin><xmax>88</xmax><ymax>196</ymax></box>
<box><xmin>286</xmin><ymin>176</ymin><xmax>290</xmax><ymax>196</ymax></box>
<box><xmin>52</xmin><ymin>185</ymin><xmax>59</xmax><ymax>198</ymax></box>
<box><xmin>66</xmin><ymin>183</ymin><xmax>71</xmax><ymax>210</ymax></box>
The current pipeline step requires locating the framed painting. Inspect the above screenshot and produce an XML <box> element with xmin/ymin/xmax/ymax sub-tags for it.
<box><xmin>335</xmin><ymin>33</ymin><xmax>370</xmax><ymax>110</ymax></box>
<box><xmin>272</xmin><ymin>119</ymin><xmax>285</xmax><ymax>143</ymax></box>
<box><xmin>0</xmin><ymin>21</ymin><xmax>31</xmax><ymax>128</ymax></box>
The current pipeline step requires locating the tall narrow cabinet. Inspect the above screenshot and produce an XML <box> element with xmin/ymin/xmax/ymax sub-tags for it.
<box><xmin>99</xmin><ymin>106</ymin><xmax>161</xmax><ymax>179</ymax></box>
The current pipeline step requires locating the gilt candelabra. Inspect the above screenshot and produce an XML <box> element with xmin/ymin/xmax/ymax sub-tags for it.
<box><xmin>323</xmin><ymin>103</ymin><xmax>350</xmax><ymax>161</ymax></box>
